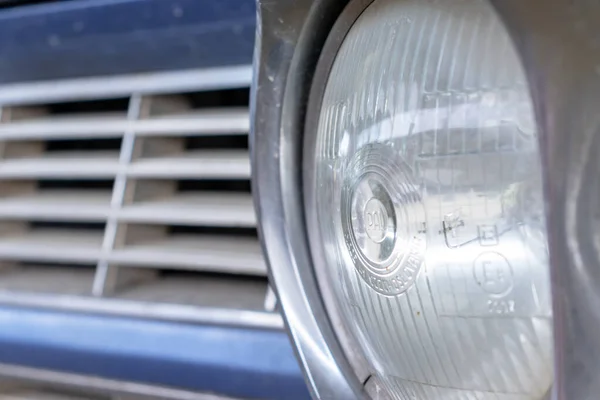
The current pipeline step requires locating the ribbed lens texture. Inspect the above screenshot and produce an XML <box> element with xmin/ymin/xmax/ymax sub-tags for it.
<box><xmin>314</xmin><ymin>0</ymin><xmax>553</xmax><ymax>398</ymax></box>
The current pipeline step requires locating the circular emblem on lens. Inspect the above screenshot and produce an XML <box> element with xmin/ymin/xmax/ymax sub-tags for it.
<box><xmin>341</xmin><ymin>144</ymin><xmax>426</xmax><ymax>296</ymax></box>
<box><xmin>363</xmin><ymin>198</ymin><xmax>389</xmax><ymax>243</ymax></box>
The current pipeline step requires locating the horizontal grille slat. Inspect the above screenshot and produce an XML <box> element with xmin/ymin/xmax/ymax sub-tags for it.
<box><xmin>0</xmin><ymin>153</ymin><xmax>250</xmax><ymax>180</ymax></box>
<box><xmin>0</xmin><ymin>109</ymin><xmax>249</xmax><ymax>140</ymax></box>
<box><xmin>110</xmin><ymin>235</ymin><xmax>265</xmax><ymax>275</ymax></box>
<box><xmin>0</xmin><ymin>193</ymin><xmax>256</xmax><ymax>226</ymax></box>
<box><xmin>0</xmin><ymin>114</ymin><xmax>127</xmax><ymax>140</ymax></box>
<box><xmin>0</xmin><ymin>153</ymin><xmax>119</xmax><ymax>179</ymax></box>
<box><xmin>119</xmin><ymin>193</ymin><xmax>255</xmax><ymax>226</ymax></box>
<box><xmin>0</xmin><ymin>68</ymin><xmax>277</xmax><ymax>329</ymax></box>
<box><xmin>128</xmin><ymin>150</ymin><xmax>250</xmax><ymax>179</ymax></box>
<box><xmin>136</xmin><ymin>109</ymin><xmax>249</xmax><ymax>136</ymax></box>
<box><xmin>0</xmin><ymin>191</ymin><xmax>110</xmax><ymax>221</ymax></box>
<box><xmin>0</xmin><ymin>230</ymin><xmax>102</xmax><ymax>264</ymax></box>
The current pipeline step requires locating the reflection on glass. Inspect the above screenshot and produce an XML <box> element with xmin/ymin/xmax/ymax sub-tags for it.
<box><xmin>313</xmin><ymin>0</ymin><xmax>553</xmax><ymax>398</ymax></box>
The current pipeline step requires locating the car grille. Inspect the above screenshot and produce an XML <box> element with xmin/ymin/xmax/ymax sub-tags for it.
<box><xmin>0</xmin><ymin>66</ymin><xmax>280</xmax><ymax>329</ymax></box>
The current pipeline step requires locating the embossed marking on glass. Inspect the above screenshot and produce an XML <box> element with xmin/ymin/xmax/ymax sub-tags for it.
<box><xmin>312</xmin><ymin>0</ymin><xmax>553</xmax><ymax>398</ymax></box>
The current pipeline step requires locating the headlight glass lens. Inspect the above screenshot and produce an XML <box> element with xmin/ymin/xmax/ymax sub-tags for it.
<box><xmin>312</xmin><ymin>0</ymin><xmax>553</xmax><ymax>398</ymax></box>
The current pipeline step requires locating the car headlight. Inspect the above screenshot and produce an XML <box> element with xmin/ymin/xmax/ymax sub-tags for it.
<box><xmin>252</xmin><ymin>0</ymin><xmax>600</xmax><ymax>398</ymax></box>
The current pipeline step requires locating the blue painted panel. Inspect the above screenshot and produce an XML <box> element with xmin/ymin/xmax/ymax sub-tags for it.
<box><xmin>0</xmin><ymin>0</ymin><xmax>256</xmax><ymax>83</ymax></box>
<box><xmin>0</xmin><ymin>2</ymin><xmax>303</xmax><ymax>399</ymax></box>
<box><xmin>0</xmin><ymin>306</ymin><xmax>310</xmax><ymax>399</ymax></box>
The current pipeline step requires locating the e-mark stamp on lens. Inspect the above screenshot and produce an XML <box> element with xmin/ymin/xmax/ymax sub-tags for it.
<box><xmin>477</xmin><ymin>224</ymin><xmax>499</xmax><ymax>246</ymax></box>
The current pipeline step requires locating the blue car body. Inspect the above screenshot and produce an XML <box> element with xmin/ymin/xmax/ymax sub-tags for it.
<box><xmin>0</xmin><ymin>1</ymin><xmax>308</xmax><ymax>399</ymax></box>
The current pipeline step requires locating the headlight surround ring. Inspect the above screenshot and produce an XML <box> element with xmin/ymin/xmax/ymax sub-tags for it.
<box><xmin>251</xmin><ymin>0</ymin><xmax>370</xmax><ymax>398</ymax></box>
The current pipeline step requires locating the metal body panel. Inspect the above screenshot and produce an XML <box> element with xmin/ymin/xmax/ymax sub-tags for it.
<box><xmin>0</xmin><ymin>0</ymin><xmax>255</xmax><ymax>84</ymax></box>
<box><xmin>0</xmin><ymin>306</ymin><xmax>309</xmax><ymax>400</ymax></box>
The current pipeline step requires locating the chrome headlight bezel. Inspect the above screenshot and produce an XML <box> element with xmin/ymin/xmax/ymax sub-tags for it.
<box><xmin>302</xmin><ymin>0</ymin><xmax>392</xmax><ymax>393</ymax></box>
<box><xmin>251</xmin><ymin>0</ymin><xmax>600</xmax><ymax>398</ymax></box>
<box><xmin>251</xmin><ymin>0</ymin><xmax>365</xmax><ymax>397</ymax></box>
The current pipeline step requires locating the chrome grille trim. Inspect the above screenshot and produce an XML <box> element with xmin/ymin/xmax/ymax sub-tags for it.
<box><xmin>0</xmin><ymin>66</ymin><xmax>252</xmax><ymax>105</ymax></box>
<box><xmin>0</xmin><ymin>292</ymin><xmax>282</xmax><ymax>329</ymax></box>
<box><xmin>0</xmin><ymin>67</ymin><xmax>279</xmax><ymax>330</ymax></box>
<box><xmin>0</xmin><ymin>109</ymin><xmax>250</xmax><ymax>140</ymax></box>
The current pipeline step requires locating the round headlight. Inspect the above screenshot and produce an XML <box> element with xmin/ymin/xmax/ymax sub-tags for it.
<box><xmin>305</xmin><ymin>0</ymin><xmax>551</xmax><ymax>397</ymax></box>
<box><xmin>253</xmin><ymin>0</ymin><xmax>600</xmax><ymax>397</ymax></box>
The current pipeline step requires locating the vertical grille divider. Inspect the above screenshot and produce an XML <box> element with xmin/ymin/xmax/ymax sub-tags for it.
<box><xmin>92</xmin><ymin>94</ymin><xmax>143</xmax><ymax>296</ymax></box>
